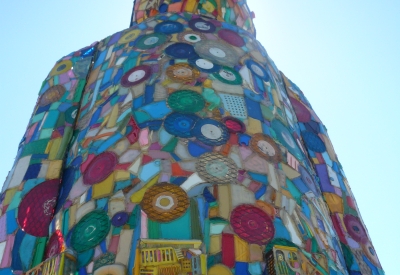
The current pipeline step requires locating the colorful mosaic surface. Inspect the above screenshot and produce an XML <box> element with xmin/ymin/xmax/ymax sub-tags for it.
<box><xmin>0</xmin><ymin>1</ymin><xmax>383</xmax><ymax>275</ymax></box>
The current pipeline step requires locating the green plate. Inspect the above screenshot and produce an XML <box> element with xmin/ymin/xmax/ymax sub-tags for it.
<box><xmin>167</xmin><ymin>90</ymin><xmax>205</xmax><ymax>113</ymax></box>
<box><xmin>213</xmin><ymin>67</ymin><xmax>242</xmax><ymax>85</ymax></box>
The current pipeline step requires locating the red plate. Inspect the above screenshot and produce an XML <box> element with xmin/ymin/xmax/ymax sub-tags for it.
<box><xmin>45</xmin><ymin>230</ymin><xmax>64</xmax><ymax>259</ymax></box>
<box><xmin>230</xmin><ymin>204</ymin><xmax>275</xmax><ymax>245</ymax></box>
<box><xmin>83</xmin><ymin>152</ymin><xmax>118</xmax><ymax>185</ymax></box>
<box><xmin>218</xmin><ymin>29</ymin><xmax>245</xmax><ymax>47</ymax></box>
<box><xmin>17</xmin><ymin>179</ymin><xmax>60</xmax><ymax>237</ymax></box>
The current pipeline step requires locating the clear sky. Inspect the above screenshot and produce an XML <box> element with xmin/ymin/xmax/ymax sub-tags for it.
<box><xmin>0</xmin><ymin>1</ymin><xmax>398</xmax><ymax>273</ymax></box>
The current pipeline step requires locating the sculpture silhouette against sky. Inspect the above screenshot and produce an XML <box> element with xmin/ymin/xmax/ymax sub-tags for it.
<box><xmin>0</xmin><ymin>1</ymin><xmax>384</xmax><ymax>274</ymax></box>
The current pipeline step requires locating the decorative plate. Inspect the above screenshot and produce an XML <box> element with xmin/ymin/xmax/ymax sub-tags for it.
<box><xmin>196</xmin><ymin>153</ymin><xmax>238</xmax><ymax>184</ymax></box>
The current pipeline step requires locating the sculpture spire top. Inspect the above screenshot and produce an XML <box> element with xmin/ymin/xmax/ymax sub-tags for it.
<box><xmin>130</xmin><ymin>0</ymin><xmax>256</xmax><ymax>34</ymax></box>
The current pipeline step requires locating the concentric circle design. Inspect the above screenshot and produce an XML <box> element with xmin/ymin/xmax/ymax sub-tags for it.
<box><xmin>165</xmin><ymin>43</ymin><xmax>198</xmax><ymax>59</ymax></box>
<box><xmin>140</xmin><ymin>183</ymin><xmax>189</xmax><ymax>223</ymax></box>
<box><xmin>230</xmin><ymin>204</ymin><xmax>275</xmax><ymax>245</ymax></box>
<box><xmin>50</xmin><ymin>60</ymin><xmax>73</xmax><ymax>76</ymax></box>
<box><xmin>178</xmin><ymin>31</ymin><xmax>204</xmax><ymax>43</ymax></box>
<box><xmin>245</xmin><ymin>60</ymin><xmax>270</xmax><ymax>81</ymax></box>
<box><xmin>196</xmin><ymin>153</ymin><xmax>238</xmax><ymax>184</ymax></box>
<box><xmin>83</xmin><ymin>152</ymin><xmax>118</xmax><ymax>185</ymax></box>
<box><xmin>189</xmin><ymin>58</ymin><xmax>221</xmax><ymax>73</ymax></box>
<box><xmin>301</xmin><ymin>131</ymin><xmax>326</xmax><ymax>153</ymax></box>
<box><xmin>45</xmin><ymin>230</ymin><xmax>64</xmax><ymax>259</ymax></box>
<box><xmin>192</xmin><ymin>118</ymin><xmax>230</xmax><ymax>146</ymax></box>
<box><xmin>299</xmin><ymin>166</ymin><xmax>318</xmax><ymax>195</ymax></box>
<box><xmin>155</xmin><ymin>21</ymin><xmax>184</xmax><ymax>34</ymax></box>
<box><xmin>111</xmin><ymin>212</ymin><xmax>129</xmax><ymax>227</ymax></box>
<box><xmin>289</xmin><ymin>97</ymin><xmax>311</xmax><ymax>123</ymax></box>
<box><xmin>17</xmin><ymin>179</ymin><xmax>60</xmax><ymax>237</ymax></box>
<box><xmin>222</xmin><ymin>116</ymin><xmax>246</xmax><ymax>133</ymax></box>
<box><xmin>194</xmin><ymin>40</ymin><xmax>240</xmax><ymax>66</ymax></box>
<box><xmin>39</xmin><ymin>85</ymin><xmax>66</xmax><ymax>107</ymax></box>
<box><xmin>271</xmin><ymin>120</ymin><xmax>303</xmax><ymax>160</ymax></box>
<box><xmin>362</xmin><ymin>242</ymin><xmax>381</xmax><ymax>267</ymax></box>
<box><xmin>164</xmin><ymin>112</ymin><xmax>200</xmax><ymax>138</ymax></box>
<box><xmin>343</xmin><ymin>214</ymin><xmax>368</xmax><ymax>243</ymax></box>
<box><xmin>121</xmin><ymin>65</ymin><xmax>152</xmax><ymax>87</ymax></box>
<box><xmin>166</xmin><ymin>64</ymin><xmax>200</xmax><ymax>83</ymax></box>
<box><xmin>167</xmin><ymin>90</ymin><xmax>205</xmax><ymax>113</ymax></box>
<box><xmin>71</xmin><ymin>210</ymin><xmax>111</xmax><ymax>252</ymax></box>
<box><xmin>118</xmin><ymin>29</ymin><xmax>141</xmax><ymax>44</ymax></box>
<box><xmin>188</xmin><ymin>18</ymin><xmax>216</xmax><ymax>33</ymax></box>
<box><xmin>250</xmin><ymin>133</ymin><xmax>282</xmax><ymax>163</ymax></box>
<box><xmin>218</xmin><ymin>29</ymin><xmax>245</xmax><ymax>47</ymax></box>
<box><xmin>213</xmin><ymin>67</ymin><xmax>242</xmax><ymax>85</ymax></box>
<box><xmin>134</xmin><ymin>33</ymin><xmax>168</xmax><ymax>49</ymax></box>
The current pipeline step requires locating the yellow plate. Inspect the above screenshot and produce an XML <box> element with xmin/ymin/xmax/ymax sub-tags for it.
<box><xmin>208</xmin><ymin>264</ymin><xmax>233</xmax><ymax>275</ymax></box>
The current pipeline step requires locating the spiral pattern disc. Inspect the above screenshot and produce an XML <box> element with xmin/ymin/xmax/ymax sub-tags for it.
<box><xmin>250</xmin><ymin>133</ymin><xmax>282</xmax><ymax>163</ymax></box>
<box><xmin>196</xmin><ymin>153</ymin><xmax>238</xmax><ymax>184</ymax></box>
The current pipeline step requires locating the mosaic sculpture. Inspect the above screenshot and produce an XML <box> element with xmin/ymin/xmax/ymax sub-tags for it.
<box><xmin>0</xmin><ymin>1</ymin><xmax>384</xmax><ymax>275</ymax></box>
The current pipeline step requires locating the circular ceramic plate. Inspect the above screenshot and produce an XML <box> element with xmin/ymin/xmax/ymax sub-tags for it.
<box><xmin>17</xmin><ymin>179</ymin><xmax>60</xmax><ymax>237</ymax></box>
<box><xmin>178</xmin><ymin>31</ymin><xmax>205</xmax><ymax>44</ymax></box>
<box><xmin>111</xmin><ymin>212</ymin><xmax>129</xmax><ymax>227</ymax></box>
<box><xmin>38</xmin><ymin>85</ymin><xmax>66</xmax><ymax>107</ymax></box>
<box><xmin>50</xmin><ymin>60</ymin><xmax>73</xmax><ymax>76</ymax></box>
<box><xmin>188</xmin><ymin>57</ymin><xmax>221</xmax><ymax>73</ymax></box>
<box><xmin>166</xmin><ymin>63</ymin><xmax>200</xmax><ymax>83</ymax></box>
<box><xmin>230</xmin><ymin>204</ymin><xmax>275</xmax><ymax>245</ymax></box>
<box><xmin>134</xmin><ymin>33</ymin><xmax>168</xmax><ymax>49</ymax></box>
<box><xmin>83</xmin><ymin>152</ymin><xmax>118</xmax><ymax>185</ymax></box>
<box><xmin>218</xmin><ymin>29</ymin><xmax>245</xmax><ymax>47</ymax></box>
<box><xmin>301</xmin><ymin>131</ymin><xmax>326</xmax><ymax>153</ymax></box>
<box><xmin>140</xmin><ymin>183</ymin><xmax>189</xmax><ymax>223</ymax></box>
<box><xmin>213</xmin><ymin>67</ymin><xmax>242</xmax><ymax>85</ymax></box>
<box><xmin>71</xmin><ymin>210</ymin><xmax>111</xmax><ymax>252</ymax></box>
<box><xmin>167</xmin><ymin>90</ymin><xmax>205</xmax><ymax>113</ymax></box>
<box><xmin>343</xmin><ymin>214</ymin><xmax>368</xmax><ymax>243</ymax></box>
<box><xmin>362</xmin><ymin>242</ymin><xmax>381</xmax><ymax>267</ymax></box>
<box><xmin>196</xmin><ymin>153</ymin><xmax>238</xmax><ymax>184</ymax></box>
<box><xmin>118</xmin><ymin>29</ymin><xmax>141</xmax><ymax>44</ymax></box>
<box><xmin>194</xmin><ymin>40</ymin><xmax>240</xmax><ymax>66</ymax></box>
<box><xmin>245</xmin><ymin>59</ymin><xmax>270</xmax><ymax>81</ymax></box>
<box><xmin>155</xmin><ymin>21</ymin><xmax>184</xmax><ymax>34</ymax></box>
<box><xmin>121</xmin><ymin>65</ymin><xmax>152</xmax><ymax>87</ymax></box>
<box><xmin>165</xmin><ymin>43</ymin><xmax>198</xmax><ymax>59</ymax></box>
<box><xmin>164</xmin><ymin>112</ymin><xmax>200</xmax><ymax>138</ymax></box>
<box><xmin>188</xmin><ymin>18</ymin><xmax>216</xmax><ymax>33</ymax></box>
<box><xmin>250</xmin><ymin>133</ymin><xmax>282</xmax><ymax>163</ymax></box>
<box><xmin>192</xmin><ymin>118</ymin><xmax>230</xmax><ymax>146</ymax></box>
<box><xmin>222</xmin><ymin>116</ymin><xmax>246</xmax><ymax>133</ymax></box>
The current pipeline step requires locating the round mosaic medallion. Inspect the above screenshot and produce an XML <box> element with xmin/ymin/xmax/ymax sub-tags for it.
<box><xmin>343</xmin><ymin>214</ymin><xmax>368</xmax><ymax>243</ymax></box>
<box><xmin>194</xmin><ymin>40</ymin><xmax>240</xmax><ymax>66</ymax></box>
<box><xmin>213</xmin><ymin>66</ymin><xmax>242</xmax><ymax>85</ymax></box>
<box><xmin>38</xmin><ymin>85</ymin><xmax>66</xmax><ymax>107</ymax></box>
<box><xmin>166</xmin><ymin>64</ymin><xmax>200</xmax><ymax>83</ymax></box>
<box><xmin>192</xmin><ymin>118</ymin><xmax>230</xmax><ymax>146</ymax></box>
<box><xmin>250</xmin><ymin>133</ymin><xmax>282</xmax><ymax>163</ymax></box>
<box><xmin>196</xmin><ymin>153</ymin><xmax>238</xmax><ymax>184</ymax></box>
<box><xmin>111</xmin><ymin>212</ymin><xmax>129</xmax><ymax>227</ymax></box>
<box><xmin>140</xmin><ymin>183</ymin><xmax>189</xmax><ymax>223</ymax></box>
<box><xmin>83</xmin><ymin>152</ymin><xmax>118</xmax><ymax>185</ymax></box>
<box><xmin>44</xmin><ymin>230</ymin><xmax>64</xmax><ymax>259</ymax></box>
<box><xmin>230</xmin><ymin>204</ymin><xmax>275</xmax><ymax>245</ymax></box>
<box><xmin>50</xmin><ymin>60</ymin><xmax>73</xmax><ymax>76</ymax></box>
<box><xmin>188</xmin><ymin>18</ymin><xmax>216</xmax><ymax>33</ymax></box>
<box><xmin>218</xmin><ymin>29</ymin><xmax>245</xmax><ymax>47</ymax></box>
<box><xmin>362</xmin><ymin>242</ymin><xmax>381</xmax><ymax>267</ymax></box>
<box><xmin>164</xmin><ymin>112</ymin><xmax>200</xmax><ymax>138</ymax></box>
<box><xmin>118</xmin><ymin>29</ymin><xmax>141</xmax><ymax>44</ymax></box>
<box><xmin>165</xmin><ymin>43</ymin><xmax>198</xmax><ymax>59</ymax></box>
<box><xmin>17</xmin><ymin>179</ymin><xmax>60</xmax><ymax>237</ymax></box>
<box><xmin>245</xmin><ymin>59</ymin><xmax>270</xmax><ymax>81</ymax></box>
<box><xmin>167</xmin><ymin>90</ymin><xmax>205</xmax><ymax>113</ymax></box>
<box><xmin>121</xmin><ymin>65</ymin><xmax>152</xmax><ymax>87</ymax></box>
<box><xmin>134</xmin><ymin>33</ymin><xmax>168</xmax><ymax>49</ymax></box>
<box><xmin>155</xmin><ymin>21</ymin><xmax>184</xmax><ymax>34</ymax></box>
<box><xmin>71</xmin><ymin>210</ymin><xmax>111</xmax><ymax>252</ymax></box>
<box><xmin>222</xmin><ymin>116</ymin><xmax>246</xmax><ymax>133</ymax></box>
<box><xmin>177</xmin><ymin>31</ymin><xmax>205</xmax><ymax>44</ymax></box>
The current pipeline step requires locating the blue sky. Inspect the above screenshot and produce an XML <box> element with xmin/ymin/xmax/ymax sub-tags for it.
<box><xmin>0</xmin><ymin>1</ymin><xmax>399</xmax><ymax>273</ymax></box>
